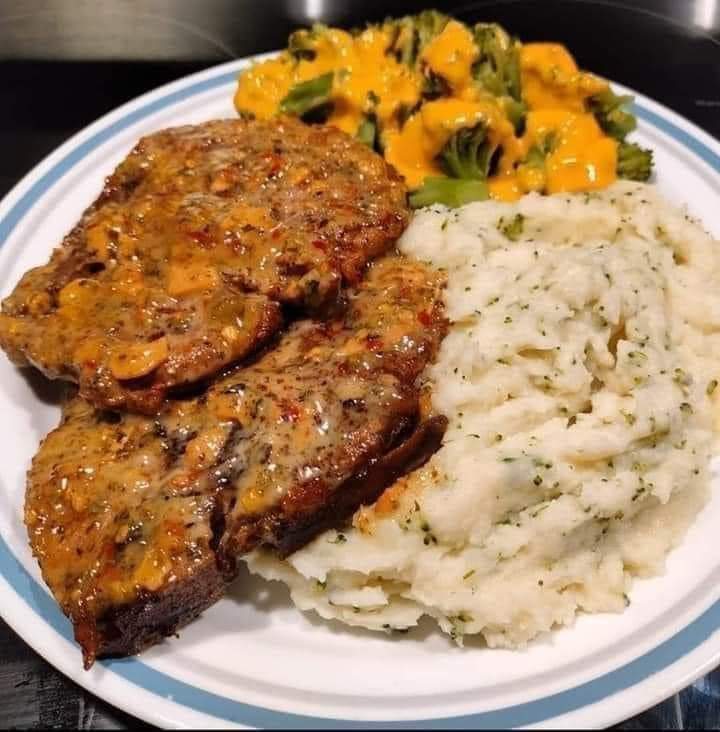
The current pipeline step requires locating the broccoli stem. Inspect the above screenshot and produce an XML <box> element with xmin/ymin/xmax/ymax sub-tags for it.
<box><xmin>522</xmin><ymin>132</ymin><xmax>556</xmax><ymax>169</ymax></box>
<box><xmin>280</xmin><ymin>72</ymin><xmax>334</xmax><ymax>117</ymax></box>
<box><xmin>356</xmin><ymin>117</ymin><xmax>377</xmax><ymax>148</ymax></box>
<box><xmin>617</xmin><ymin>142</ymin><xmax>653</xmax><ymax>182</ymax></box>
<box><xmin>409</xmin><ymin>177</ymin><xmax>489</xmax><ymax>208</ymax></box>
<box><xmin>589</xmin><ymin>89</ymin><xmax>637</xmax><ymax>141</ymax></box>
<box><xmin>503</xmin><ymin>98</ymin><xmax>527</xmax><ymax>134</ymax></box>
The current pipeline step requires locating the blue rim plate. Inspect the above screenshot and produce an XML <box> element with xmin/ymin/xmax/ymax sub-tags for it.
<box><xmin>0</xmin><ymin>58</ymin><xmax>719</xmax><ymax>729</ymax></box>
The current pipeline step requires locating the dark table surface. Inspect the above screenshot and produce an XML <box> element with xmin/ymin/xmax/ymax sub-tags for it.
<box><xmin>1</xmin><ymin>0</ymin><xmax>719</xmax><ymax>728</ymax></box>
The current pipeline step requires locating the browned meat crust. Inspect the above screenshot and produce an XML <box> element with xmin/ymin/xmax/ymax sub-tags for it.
<box><xmin>25</xmin><ymin>256</ymin><xmax>447</xmax><ymax>668</ymax></box>
<box><xmin>267</xmin><ymin>415</ymin><xmax>448</xmax><ymax>558</ymax></box>
<box><xmin>1</xmin><ymin>118</ymin><xmax>408</xmax><ymax>413</ymax></box>
<box><xmin>78</xmin><ymin>561</ymin><xmax>227</xmax><ymax>663</ymax></box>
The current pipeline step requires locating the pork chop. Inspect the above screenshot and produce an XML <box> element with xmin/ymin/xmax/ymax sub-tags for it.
<box><xmin>1</xmin><ymin>118</ymin><xmax>408</xmax><ymax>413</ymax></box>
<box><xmin>25</xmin><ymin>256</ymin><xmax>447</xmax><ymax>667</ymax></box>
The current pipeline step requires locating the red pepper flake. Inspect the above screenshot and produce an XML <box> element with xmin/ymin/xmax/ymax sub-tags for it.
<box><xmin>164</xmin><ymin>520</ymin><xmax>185</xmax><ymax>538</ymax></box>
<box><xmin>365</xmin><ymin>334</ymin><xmax>382</xmax><ymax>351</ymax></box>
<box><xmin>312</xmin><ymin>239</ymin><xmax>327</xmax><ymax>252</ymax></box>
<box><xmin>417</xmin><ymin>310</ymin><xmax>432</xmax><ymax>326</ymax></box>
<box><xmin>265</xmin><ymin>153</ymin><xmax>283</xmax><ymax>177</ymax></box>
<box><xmin>279</xmin><ymin>399</ymin><xmax>301</xmax><ymax>423</ymax></box>
<box><xmin>189</xmin><ymin>227</ymin><xmax>212</xmax><ymax>247</ymax></box>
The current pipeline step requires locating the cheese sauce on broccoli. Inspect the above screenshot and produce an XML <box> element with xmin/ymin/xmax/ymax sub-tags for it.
<box><xmin>234</xmin><ymin>11</ymin><xmax>653</xmax><ymax>206</ymax></box>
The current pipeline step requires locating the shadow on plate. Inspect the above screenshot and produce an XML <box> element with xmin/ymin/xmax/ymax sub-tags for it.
<box><xmin>223</xmin><ymin>560</ymin><xmax>459</xmax><ymax>646</ymax></box>
<box><xmin>1</xmin><ymin>365</ymin><xmax>67</xmax><ymax>433</ymax></box>
<box><xmin>15</xmin><ymin>367</ymin><xmax>67</xmax><ymax>407</ymax></box>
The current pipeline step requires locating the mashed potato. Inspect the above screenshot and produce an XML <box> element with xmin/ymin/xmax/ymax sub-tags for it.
<box><xmin>247</xmin><ymin>182</ymin><xmax>720</xmax><ymax>647</ymax></box>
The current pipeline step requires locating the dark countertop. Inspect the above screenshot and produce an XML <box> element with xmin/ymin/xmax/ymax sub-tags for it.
<box><xmin>0</xmin><ymin>0</ymin><xmax>718</xmax><ymax>727</ymax></box>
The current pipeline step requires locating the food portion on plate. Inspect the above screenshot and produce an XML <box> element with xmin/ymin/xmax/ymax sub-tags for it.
<box><xmin>2</xmin><ymin>8</ymin><xmax>717</xmax><ymax>672</ymax></box>
<box><xmin>234</xmin><ymin>11</ymin><xmax>653</xmax><ymax>207</ymax></box>
<box><xmin>0</xmin><ymin>117</ymin><xmax>407</xmax><ymax>413</ymax></box>
<box><xmin>25</xmin><ymin>254</ymin><xmax>446</xmax><ymax>668</ymax></box>
<box><xmin>250</xmin><ymin>182</ymin><xmax>720</xmax><ymax>645</ymax></box>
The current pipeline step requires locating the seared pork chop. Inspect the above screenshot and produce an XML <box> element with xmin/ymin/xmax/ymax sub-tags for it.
<box><xmin>1</xmin><ymin>118</ymin><xmax>408</xmax><ymax>413</ymax></box>
<box><xmin>25</xmin><ymin>256</ymin><xmax>447</xmax><ymax>667</ymax></box>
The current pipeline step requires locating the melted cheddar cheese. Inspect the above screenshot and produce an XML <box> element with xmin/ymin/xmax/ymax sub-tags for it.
<box><xmin>234</xmin><ymin>20</ymin><xmax>621</xmax><ymax>201</ymax></box>
<box><xmin>421</xmin><ymin>20</ymin><xmax>478</xmax><ymax>92</ymax></box>
<box><xmin>520</xmin><ymin>43</ymin><xmax>608</xmax><ymax>111</ymax></box>
<box><xmin>235</xmin><ymin>27</ymin><xmax>421</xmax><ymax>136</ymax></box>
<box><xmin>493</xmin><ymin>109</ymin><xmax>618</xmax><ymax>200</ymax></box>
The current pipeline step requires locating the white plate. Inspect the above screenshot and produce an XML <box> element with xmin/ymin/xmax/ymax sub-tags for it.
<box><xmin>0</xmin><ymin>57</ymin><xmax>719</xmax><ymax>730</ymax></box>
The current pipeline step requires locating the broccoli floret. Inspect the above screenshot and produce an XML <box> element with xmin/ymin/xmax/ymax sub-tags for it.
<box><xmin>577</xmin><ymin>90</ymin><xmax>654</xmax><ymax>180</ymax></box>
<box><xmin>385</xmin><ymin>10</ymin><xmax>450</xmax><ymax>68</ymax></box>
<box><xmin>409</xmin><ymin>177</ymin><xmax>489</xmax><ymax>208</ymax></box>
<box><xmin>387</xmin><ymin>16</ymin><xmax>417</xmax><ymax>66</ymax></box>
<box><xmin>589</xmin><ymin>89</ymin><xmax>637</xmax><ymax>141</ymax></box>
<box><xmin>288</xmin><ymin>24</ymin><xmax>327</xmax><ymax>61</ymax></box>
<box><xmin>617</xmin><ymin>142</ymin><xmax>653</xmax><ymax>181</ymax></box>
<box><xmin>279</xmin><ymin>72</ymin><xmax>334</xmax><ymax>119</ymax></box>
<box><xmin>416</xmin><ymin>10</ymin><xmax>450</xmax><ymax>51</ymax></box>
<box><xmin>439</xmin><ymin>123</ymin><xmax>496</xmax><ymax>180</ymax></box>
<box><xmin>472</xmin><ymin>23</ymin><xmax>522</xmax><ymax>101</ymax></box>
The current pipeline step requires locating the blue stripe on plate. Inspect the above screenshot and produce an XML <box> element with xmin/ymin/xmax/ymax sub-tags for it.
<box><xmin>0</xmin><ymin>67</ymin><xmax>719</xmax><ymax>728</ymax></box>
<box><xmin>635</xmin><ymin>105</ymin><xmax>720</xmax><ymax>173</ymax></box>
<box><xmin>0</xmin><ymin>71</ymin><xmax>239</xmax><ymax>251</ymax></box>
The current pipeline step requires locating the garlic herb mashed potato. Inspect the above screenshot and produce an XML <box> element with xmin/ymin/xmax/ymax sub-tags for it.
<box><xmin>247</xmin><ymin>183</ymin><xmax>720</xmax><ymax>647</ymax></box>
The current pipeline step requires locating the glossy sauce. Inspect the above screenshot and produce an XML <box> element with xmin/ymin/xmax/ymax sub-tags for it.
<box><xmin>26</xmin><ymin>256</ymin><xmax>446</xmax><ymax>635</ymax></box>
<box><xmin>492</xmin><ymin>44</ymin><xmax>616</xmax><ymax>199</ymax></box>
<box><xmin>0</xmin><ymin>118</ymin><xmax>408</xmax><ymax>412</ymax></box>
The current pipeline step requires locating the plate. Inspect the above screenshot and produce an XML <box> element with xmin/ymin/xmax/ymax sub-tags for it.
<box><xmin>0</xmin><ymin>57</ymin><xmax>719</xmax><ymax>730</ymax></box>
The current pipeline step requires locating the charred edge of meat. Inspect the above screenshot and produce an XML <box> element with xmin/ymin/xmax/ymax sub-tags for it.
<box><xmin>274</xmin><ymin>415</ymin><xmax>447</xmax><ymax>556</ymax></box>
<box><xmin>279</xmin><ymin>278</ymin><xmax>350</xmax><ymax>323</ymax></box>
<box><xmin>78</xmin><ymin>371</ymin><xmax>167</xmax><ymax>416</ymax></box>
<box><xmin>73</xmin><ymin>416</ymin><xmax>447</xmax><ymax>667</ymax></box>
<box><xmin>223</xmin><ymin>415</ymin><xmax>447</xmax><ymax>561</ymax></box>
<box><xmin>78</xmin><ymin>559</ymin><xmax>227</xmax><ymax>670</ymax></box>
